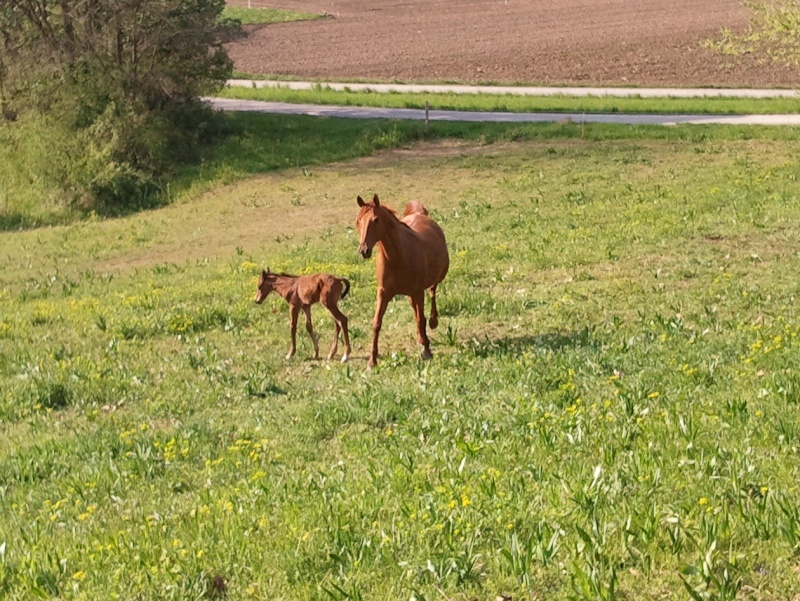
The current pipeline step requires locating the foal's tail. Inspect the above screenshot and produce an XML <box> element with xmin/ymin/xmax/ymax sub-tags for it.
<box><xmin>340</xmin><ymin>278</ymin><xmax>351</xmax><ymax>299</ymax></box>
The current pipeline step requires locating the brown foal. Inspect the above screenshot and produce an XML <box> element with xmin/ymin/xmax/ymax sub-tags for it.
<box><xmin>254</xmin><ymin>269</ymin><xmax>352</xmax><ymax>362</ymax></box>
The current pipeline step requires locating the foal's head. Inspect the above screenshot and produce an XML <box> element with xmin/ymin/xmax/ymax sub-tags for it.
<box><xmin>254</xmin><ymin>269</ymin><xmax>276</xmax><ymax>304</ymax></box>
<box><xmin>355</xmin><ymin>194</ymin><xmax>388</xmax><ymax>259</ymax></box>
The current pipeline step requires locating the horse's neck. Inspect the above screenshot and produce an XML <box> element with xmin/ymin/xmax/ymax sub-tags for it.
<box><xmin>272</xmin><ymin>276</ymin><xmax>298</xmax><ymax>301</ymax></box>
<box><xmin>377</xmin><ymin>215</ymin><xmax>412</xmax><ymax>263</ymax></box>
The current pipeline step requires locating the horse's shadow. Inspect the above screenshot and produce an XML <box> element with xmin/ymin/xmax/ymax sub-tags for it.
<box><xmin>467</xmin><ymin>326</ymin><xmax>597</xmax><ymax>358</ymax></box>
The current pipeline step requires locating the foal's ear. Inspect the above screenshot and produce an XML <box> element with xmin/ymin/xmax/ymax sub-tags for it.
<box><xmin>357</xmin><ymin>195</ymin><xmax>365</xmax><ymax>207</ymax></box>
<box><xmin>372</xmin><ymin>194</ymin><xmax>380</xmax><ymax>207</ymax></box>
<box><xmin>262</xmin><ymin>268</ymin><xmax>269</xmax><ymax>276</ymax></box>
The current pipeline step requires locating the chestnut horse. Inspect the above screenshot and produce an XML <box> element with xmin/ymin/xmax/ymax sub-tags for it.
<box><xmin>355</xmin><ymin>194</ymin><xmax>449</xmax><ymax>367</ymax></box>
<box><xmin>254</xmin><ymin>268</ymin><xmax>352</xmax><ymax>362</ymax></box>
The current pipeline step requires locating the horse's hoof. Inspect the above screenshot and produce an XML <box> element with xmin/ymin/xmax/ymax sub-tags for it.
<box><xmin>429</xmin><ymin>316</ymin><xmax>439</xmax><ymax>329</ymax></box>
<box><xmin>420</xmin><ymin>349</ymin><xmax>433</xmax><ymax>361</ymax></box>
<box><xmin>285</xmin><ymin>354</ymin><xmax>293</xmax><ymax>360</ymax></box>
<box><xmin>341</xmin><ymin>354</ymin><xmax>349</xmax><ymax>363</ymax></box>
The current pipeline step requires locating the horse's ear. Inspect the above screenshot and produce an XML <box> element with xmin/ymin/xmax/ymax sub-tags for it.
<box><xmin>372</xmin><ymin>194</ymin><xmax>380</xmax><ymax>207</ymax></box>
<box><xmin>357</xmin><ymin>195</ymin><xmax>365</xmax><ymax>207</ymax></box>
<box><xmin>263</xmin><ymin>268</ymin><xmax>269</xmax><ymax>276</ymax></box>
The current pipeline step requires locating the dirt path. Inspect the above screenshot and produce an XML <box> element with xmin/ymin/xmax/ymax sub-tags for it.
<box><xmin>225</xmin><ymin>0</ymin><xmax>799</xmax><ymax>88</ymax></box>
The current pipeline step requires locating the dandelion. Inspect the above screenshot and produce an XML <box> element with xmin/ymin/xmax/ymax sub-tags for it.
<box><xmin>72</xmin><ymin>571</ymin><xmax>87</xmax><ymax>581</ymax></box>
<box><xmin>698</xmin><ymin>497</ymin><xmax>708</xmax><ymax>506</ymax></box>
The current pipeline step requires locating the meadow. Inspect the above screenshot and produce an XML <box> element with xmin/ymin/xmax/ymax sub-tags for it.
<box><xmin>220</xmin><ymin>6</ymin><xmax>324</xmax><ymax>25</ymax></box>
<box><xmin>3</xmin><ymin>116</ymin><xmax>800</xmax><ymax>600</ymax></box>
<box><xmin>219</xmin><ymin>83</ymin><xmax>800</xmax><ymax>117</ymax></box>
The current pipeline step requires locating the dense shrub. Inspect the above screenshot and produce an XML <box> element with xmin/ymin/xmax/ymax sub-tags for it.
<box><xmin>0</xmin><ymin>0</ymin><xmax>241</xmax><ymax>212</ymax></box>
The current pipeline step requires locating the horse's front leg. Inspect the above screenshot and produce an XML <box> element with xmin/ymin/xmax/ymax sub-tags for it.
<box><xmin>410</xmin><ymin>291</ymin><xmax>432</xmax><ymax>360</ymax></box>
<box><xmin>303</xmin><ymin>305</ymin><xmax>320</xmax><ymax>359</ymax></box>
<box><xmin>369</xmin><ymin>289</ymin><xmax>390</xmax><ymax>368</ymax></box>
<box><xmin>428</xmin><ymin>284</ymin><xmax>440</xmax><ymax>330</ymax></box>
<box><xmin>287</xmin><ymin>304</ymin><xmax>301</xmax><ymax>359</ymax></box>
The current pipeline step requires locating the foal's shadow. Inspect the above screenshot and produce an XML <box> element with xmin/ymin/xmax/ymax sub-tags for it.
<box><xmin>468</xmin><ymin>327</ymin><xmax>597</xmax><ymax>357</ymax></box>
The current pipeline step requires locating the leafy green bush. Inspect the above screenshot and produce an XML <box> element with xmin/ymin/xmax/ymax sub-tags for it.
<box><xmin>0</xmin><ymin>0</ymin><xmax>241</xmax><ymax>212</ymax></box>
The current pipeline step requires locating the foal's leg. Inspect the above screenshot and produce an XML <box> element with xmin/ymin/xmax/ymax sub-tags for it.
<box><xmin>410</xmin><ymin>291</ymin><xmax>432</xmax><ymax>360</ymax></box>
<box><xmin>369</xmin><ymin>290</ymin><xmax>390</xmax><ymax>368</ymax></box>
<box><xmin>287</xmin><ymin>304</ymin><xmax>301</xmax><ymax>359</ymax></box>
<box><xmin>323</xmin><ymin>301</ymin><xmax>351</xmax><ymax>362</ymax></box>
<box><xmin>338</xmin><ymin>307</ymin><xmax>352</xmax><ymax>363</ymax></box>
<box><xmin>302</xmin><ymin>304</ymin><xmax>320</xmax><ymax>359</ymax></box>
<box><xmin>428</xmin><ymin>285</ymin><xmax>440</xmax><ymax>330</ymax></box>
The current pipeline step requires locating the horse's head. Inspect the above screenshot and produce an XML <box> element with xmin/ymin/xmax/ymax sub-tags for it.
<box><xmin>254</xmin><ymin>269</ymin><xmax>275</xmax><ymax>304</ymax></box>
<box><xmin>355</xmin><ymin>194</ymin><xmax>384</xmax><ymax>259</ymax></box>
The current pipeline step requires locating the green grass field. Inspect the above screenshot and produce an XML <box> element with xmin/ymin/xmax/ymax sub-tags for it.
<box><xmin>221</xmin><ymin>6</ymin><xmax>324</xmax><ymax>25</ymax></box>
<box><xmin>219</xmin><ymin>82</ymin><xmax>800</xmax><ymax>116</ymax></box>
<box><xmin>3</xmin><ymin>117</ymin><xmax>800</xmax><ymax>599</ymax></box>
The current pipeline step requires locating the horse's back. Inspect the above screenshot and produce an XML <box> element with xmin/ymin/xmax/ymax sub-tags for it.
<box><xmin>404</xmin><ymin>201</ymin><xmax>429</xmax><ymax>217</ymax></box>
<box><xmin>297</xmin><ymin>273</ymin><xmax>343</xmax><ymax>304</ymax></box>
<box><xmin>401</xmin><ymin>212</ymin><xmax>449</xmax><ymax>287</ymax></box>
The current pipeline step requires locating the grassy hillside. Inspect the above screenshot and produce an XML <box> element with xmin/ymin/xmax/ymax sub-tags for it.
<box><xmin>2</xmin><ymin>120</ymin><xmax>800</xmax><ymax>599</ymax></box>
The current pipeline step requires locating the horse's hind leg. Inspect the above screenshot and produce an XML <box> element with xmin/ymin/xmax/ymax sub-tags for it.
<box><xmin>428</xmin><ymin>285</ymin><xmax>440</xmax><ymax>330</ymax></box>
<box><xmin>325</xmin><ymin>303</ymin><xmax>350</xmax><ymax>362</ymax></box>
<box><xmin>303</xmin><ymin>305</ymin><xmax>320</xmax><ymax>359</ymax></box>
<box><xmin>410</xmin><ymin>292</ymin><xmax>432</xmax><ymax>360</ymax></box>
<box><xmin>287</xmin><ymin>304</ymin><xmax>301</xmax><ymax>359</ymax></box>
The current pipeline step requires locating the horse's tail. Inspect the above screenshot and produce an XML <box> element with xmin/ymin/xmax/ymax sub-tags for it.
<box><xmin>341</xmin><ymin>278</ymin><xmax>351</xmax><ymax>299</ymax></box>
<box><xmin>404</xmin><ymin>200</ymin><xmax>429</xmax><ymax>216</ymax></box>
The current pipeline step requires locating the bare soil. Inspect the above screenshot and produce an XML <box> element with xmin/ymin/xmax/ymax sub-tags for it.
<box><xmin>224</xmin><ymin>0</ymin><xmax>800</xmax><ymax>88</ymax></box>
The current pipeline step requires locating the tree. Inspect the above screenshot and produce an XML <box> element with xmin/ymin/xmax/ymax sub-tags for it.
<box><xmin>0</xmin><ymin>0</ymin><xmax>242</xmax><ymax>208</ymax></box>
<box><xmin>709</xmin><ymin>0</ymin><xmax>800</xmax><ymax>66</ymax></box>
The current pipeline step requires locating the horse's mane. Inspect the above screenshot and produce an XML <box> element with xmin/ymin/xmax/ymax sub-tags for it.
<box><xmin>374</xmin><ymin>203</ymin><xmax>406</xmax><ymax>229</ymax></box>
<box><xmin>376</xmin><ymin>202</ymin><xmax>427</xmax><ymax>230</ymax></box>
<box><xmin>376</xmin><ymin>203</ymin><xmax>399</xmax><ymax>219</ymax></box>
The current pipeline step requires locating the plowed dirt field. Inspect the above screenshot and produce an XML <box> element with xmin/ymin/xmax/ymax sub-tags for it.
<box><xmin>224</xmin><ymin>0</ymin><xmax>799</xmax><ymax>87</ymax></box>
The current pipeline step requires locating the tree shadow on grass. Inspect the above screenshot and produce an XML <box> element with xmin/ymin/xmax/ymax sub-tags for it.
<box><xmin>468</xmin><ymin>326</ymin><xmax>597</xmax><ymax>358</ymax></box>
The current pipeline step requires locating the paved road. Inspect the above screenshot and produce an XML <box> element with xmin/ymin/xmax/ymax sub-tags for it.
<box><xmin>227</xmin><ymin>79</ymin><xmax>800</xmax><ymax>99</ymax></box>
<box><xmin>209</xmin><ymin>97</ymin><xmax>800</xmax><ymax>127</ymax></box>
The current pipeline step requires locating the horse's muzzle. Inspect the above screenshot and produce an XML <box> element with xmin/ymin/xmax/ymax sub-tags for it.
<box><xmin>360</xmin><ymin>248</ymin><xmax>372</xmax><ymax>259</ymax></box>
